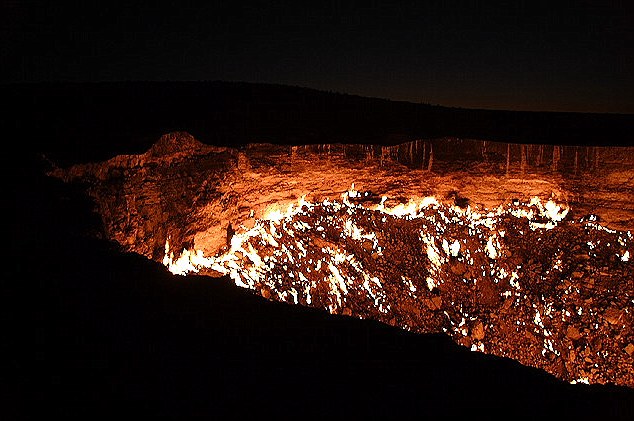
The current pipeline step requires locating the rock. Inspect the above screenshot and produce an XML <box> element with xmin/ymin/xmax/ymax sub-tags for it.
<box><xmin>450</xmin><ymin>261</ymin><xmax>467</xmax><ymax>276</ymax></box>
<box><xmin>261</xmin><ymin>289</ymin><xmax>271</xmax><ymax>299</ymax></box>
<box><xmin>603</xmin><ymin>308</ymin><xmax>623</xmax><ymax>325</ymax></box>
<box><xmin>424</xmin><ymin>296</ymin><xmax>442</xmax><ymax>310</ymax></box>
<box><xmin>502</xmin><ymin>298</ymin><xmax>513</xmax><ymax>310</ymax></box>
<box><xmin>147</xmin><ymin>131</ymin><xmax>210</xmax><ymax>158</ymax></box>
<box><xmin>566</xmin><ymin>326</ymin><xmax>582</xmax><ymax>341</ymax></box>
<box><xmin>568</xmin><ymin>349</ymin><xmax>576</xmax><ymax>362</ymax></box>
<box><xmin>472</xmin><ymin>321</ymin><xmax>485</xmax><ymax>340</ymax></box>
<box><xmin>524</xmin><ymin>331</ymin><xmax>537</xmax><ymax>342</ymax></box>
<box><xmin>572</xmin><ymin>271</ymin><xmax>584</xmax><ymax>279</ymax></box>
<box><xmin>625</xmin><ymin>343</ymin><xmax>634</xmax><ymax>356</ymax></box>
<box><xmin>477</xmin><ymin>279</ymin><xmax>499</xmax><ymax>307</ymax></box>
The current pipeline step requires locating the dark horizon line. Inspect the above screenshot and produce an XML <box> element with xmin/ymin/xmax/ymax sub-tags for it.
<box><xmin>3</xmin><ymin>79</ymin><xmax>633</xmax><ymax>117</ymax></box>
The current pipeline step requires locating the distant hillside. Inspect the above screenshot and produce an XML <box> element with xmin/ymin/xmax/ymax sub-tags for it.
<box><xmin>4</xmin><ymin>81</ymin><xmax>634</xmax><ymax>166</ymax></box>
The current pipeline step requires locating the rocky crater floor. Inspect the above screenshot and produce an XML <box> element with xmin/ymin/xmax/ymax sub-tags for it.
<box><xmin>52</xmin><ymin>132</ymin><xmax>634</xmax><ymax>387</ymax></box>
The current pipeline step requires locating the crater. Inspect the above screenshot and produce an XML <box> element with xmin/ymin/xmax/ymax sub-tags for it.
<box><xmin>51</xmin><ymin>131</ymin><xmax>634</xmax><ymax>387</ymax></box>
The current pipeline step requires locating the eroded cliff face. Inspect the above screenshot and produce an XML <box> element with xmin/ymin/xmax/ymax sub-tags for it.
<box><xmin>52</xmin><ymin>132</ymin><xmax>633</xmax><ymax>387</ymax></box>
<box><xmin>52</xmin><ymin>133</ymin><xmax>238</xmax><ymax>260</ymax></box>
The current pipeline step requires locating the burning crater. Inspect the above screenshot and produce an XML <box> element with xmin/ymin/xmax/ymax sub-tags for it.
<box><xmin>52</xmin><ymin>132</ymin><xmax>633</xmax><ymax>387</ymax></box>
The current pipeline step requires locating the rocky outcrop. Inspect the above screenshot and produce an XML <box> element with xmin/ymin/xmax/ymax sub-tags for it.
<box><xmin>50</xmin><ymin>132</ymin><xmax>237</xmax><ymax>259</ymax></box>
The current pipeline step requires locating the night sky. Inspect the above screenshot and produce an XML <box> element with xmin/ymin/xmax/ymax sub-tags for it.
<box><xmin>2</xmin><ymin>1</ymin><xmax>633</xmax><ymax>113</ymax></box>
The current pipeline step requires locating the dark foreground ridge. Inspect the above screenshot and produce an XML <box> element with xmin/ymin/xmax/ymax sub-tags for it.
<box><xmin>8</xmin><ymin>150</ymin><xmax>634</xmax><ymax>417</ymax></box>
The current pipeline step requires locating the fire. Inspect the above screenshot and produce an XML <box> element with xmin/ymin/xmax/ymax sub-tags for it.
<box><xmin>163</xmin><ymin>184</ymin><xmax>576</xmax><ymax>281</ymax></box>
<box><xmin>161</xmin><ymin>184</ymin><xmax>632</xmax><ymax>386</ymax></box>
<box><xmin>50</xmin><ymin>132</ymin><xmax>634</xmax><ymax>388</ymax></box>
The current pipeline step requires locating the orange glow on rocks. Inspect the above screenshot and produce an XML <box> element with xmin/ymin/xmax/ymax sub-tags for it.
<box><xmin>52</xmin><ymin>132</ymin><xmax>634</xmax><ymax>387</ymax></box>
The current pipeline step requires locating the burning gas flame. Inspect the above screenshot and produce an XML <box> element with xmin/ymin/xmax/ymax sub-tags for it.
<box><xmin>164</xmin><ymin>185</ymin><xmax>572</xmax><ymax>278</ymax></box>
<box><xmin>161</xmin><ymin>184</ymin><xmax>632</xmax><ymax>385</ymax></box>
